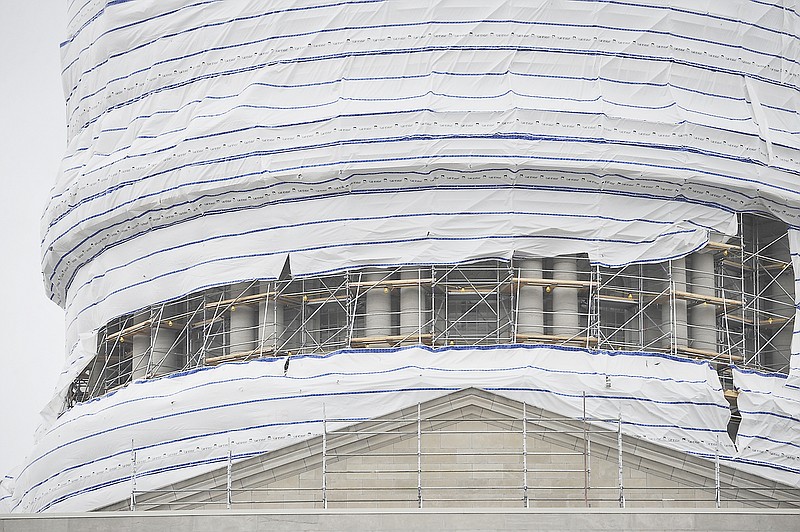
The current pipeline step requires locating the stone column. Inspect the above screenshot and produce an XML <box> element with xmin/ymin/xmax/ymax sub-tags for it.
<box><xmin>365</xmin><ymin>271</ymin><xmax>392</xmax><ymax>341</ymax></box>
<box><xmin>400</xmin><ymin>268</ymin><xmax>426</xmax><ymax>343</ymax></box>
<box><xmin>131</xmin><ymin>310</ymin><xmax>151</xmax><ymax>380</ymax></box>
<box><xmin>642</xmin><ymin>265</ymin><xmax>663</xmax><ymax>349</ymax></box>
<box><xmin>552</xmin><ymin>256</ymin><xmax>580</xmax><ymax>337</ymax></box>
<box><xmin>229</xmin><ymin>282</ymin><xmax>259</xmax><ymax>354</ymax></box>
<box><xmin>516</xmin><ymin>258</ymin><xmax>544</xmax><ymax>339</ymax></box>
<box><xmin>150</xmin><ymin>320</ymin><xmax>179</xmax><ymax>376</ymax></box>
<box><xmin>662</xmin><ymin>258</ymin><xmax>689</xmax><ymax>350</ymax></box>
<box><xmin>690</xmin><ymin>253</ymin><xmax>717</xmax><ymax>353</ymax></box>
<box><xmin>258</xmin><ymin>281</ymin><xmax>283</xmax><ymax>354</ymax></box>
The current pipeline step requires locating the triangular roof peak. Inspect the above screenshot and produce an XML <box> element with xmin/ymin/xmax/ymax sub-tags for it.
<box><xmin>104</xmin><ymin>388</ymin><xmax>799</xmax><ymax>511</ymax></box>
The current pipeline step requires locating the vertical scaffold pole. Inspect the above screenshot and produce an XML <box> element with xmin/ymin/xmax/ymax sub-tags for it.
<box><xmin>322</xmin><ymin>407</ymin><xmax>328</xmax><ymax>509</ymax></box>
<box><xmin>130</xmin><ymin>439</ymin><xmax>137</xmax><ymax>511</ymax></box>
<box><xmin>668</xmin><ymin>260</ymin><xmax>676</xmax><ymax>356</ymax></box>
<box><xmin>618</xmin><ymin>416</ymin><xmax>625</xmax><ymax>508</ymax></box>
<box><xmin>418</xmin><ymin>267</ymin><xmax>423</xmax><ymax>344</ymax></box>
<box><xmin>226</xmin><ymin>438</ymin><xmax>232</xmax><ymax>510</ymax></box>
<box><xmin>590</xmin><ymin>266</ymin><xmax>600</xmax><ymax>349</ymax></box>
<box><xmin>522</xmin><ymin>402</ymin><xmax>528</xmax><ymax>508</ymax></box>
<box><xmin>715</xmin><ymin>436</ymin><xmax>721</xmax><ymax>509</ymax></box>
<box><xmin>738</xmin><ymin>215</ymin><xmax>748</xmax><ymax>363</ymax></box>
<box><xmin>587</xmin><ymin>429</ymin><xmax>592</xmax><ymax>498</ymax></box>
<box><xmin>430</xmin><ymin>268</ymin><xmax>437</xmax><ymax>347</ymax></box>
<box><xmin>583</xmin><ymin>392</ymin><xmax>589</xmax><ymax>507</ymax></box>
<box><xmin>417</xmin><ymin>402</ymin><xmax>422</xmax><ymax>509</ymax></box>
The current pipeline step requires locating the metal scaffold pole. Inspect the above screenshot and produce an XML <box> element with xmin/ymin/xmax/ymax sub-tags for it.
<box><xmin>583</xmin><ymin>392</ymin><xmax>589</xmax><ymax>507</ymax></box>
<box><xmin>618</xmin><ymin>415</ymin><xmax>625</xmax><ymax>509</ymax></box>
<box><xmin>522</xmin><ymin>402</ymin><xmax>528</xmax><ymax>509</ymax></box>
<box><xmin>715</xmin><ymin>436</ymin><xmax>721</xmax><ymax>509</ymax></box>
<box><xmin>226</xmin><ymin>439</ymin><xmax>232</xmax><ymax>510</ymax></box>
<box><xmin>130</xmin><ymin>439</ymin><xmax>137</xmax><ymax>511</ymax></box>
<box><xmin>417</xmin><ymin>402</ymin><xmax>422</xmax><ymax>509</ymax></box>
<box><xmin>322</xmin><ymin>407</ymin><xmax>328</xmax><ymax>509</ymax></box>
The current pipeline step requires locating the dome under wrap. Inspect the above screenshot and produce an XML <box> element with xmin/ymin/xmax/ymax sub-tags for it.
<box><xmin>5</xmin><ymin>0</ymin><xmax>800</xmax><ymax>513</ymax></box>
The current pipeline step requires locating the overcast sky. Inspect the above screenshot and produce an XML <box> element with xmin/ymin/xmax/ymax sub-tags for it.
<box><xmin>0</xmin><ymin>3</ymin><xmax>68</xmax><ymax>475</ymax></box>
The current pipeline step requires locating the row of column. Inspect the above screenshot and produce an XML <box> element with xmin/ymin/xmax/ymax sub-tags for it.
<box><xmin>129</xmin><ymin>282</ymin><xmax>277</xmax><ymax>380</ymax></box>
<box><xmin>127</xmin><ymin>254</ymin><xmax>722</xmax><ymax>377</ymax></box>
<box><xmin>227</xmin><ymin>282</ymin><xmax>285</xmax><ymax>355</ymax></box>
<box><xmin>516</xmin><ymin>254</ymin><xmax>719</xmax><ymax>353</ymax></box>
<box><xmin>364</xmin><ymin>261</ymin><xmax>581</xmax><ymax>342</ymax></box>
<box><xmin>123</xmin><ymin>255</ymin><xmax>721</xmax><ymax>382</ymax></box>
<box><xmin>363</xmin><ymin>270</ymin><xmax>427</xmax><ymax>340</ymax></box>
<box><xmin>131</xmin><ymin>309</ymin><xmax>180</xmax><ymax>380</ymax></box>
<box><xmin>649</xmin><ymin>254</ymin><xmax>718</xmax><ymax>353</ymax></box>
<box><xmin>516</xmin><ymin>257</ymin><xmax>580</xmax><ymax>338</ymax></box>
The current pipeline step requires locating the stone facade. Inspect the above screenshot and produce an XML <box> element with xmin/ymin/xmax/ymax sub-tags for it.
<box><xmin>102</xmin><ymin>390</ymin><xmax>798</xmax><ymax>511</ymax></box>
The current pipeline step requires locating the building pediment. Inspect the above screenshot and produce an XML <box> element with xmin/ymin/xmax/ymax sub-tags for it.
<box><xmin>103</xmin><ymin>388</ymin><xmax>798</xmax><ymax>511</ymax></box>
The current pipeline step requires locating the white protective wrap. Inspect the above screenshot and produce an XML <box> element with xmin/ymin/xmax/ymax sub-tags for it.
<box><xmin>42</xmin><ymin>0</ymin><xmax>800</xmax><ymax>411</ymax></box>
<box><xmin>787</xmin><ymin>228</ymin><xmax>800</xmax><ymax>387</ymax></box>
<box><xmin>6</xmin><ymin>346</ymin><xmax>732</xmax><ymax>513</ymax></box>
<box><xmin>732</xmin><ymin>367</ymin><xmax>800</xmax><ymax>487</ymax></box>
<box><xmin>13</xmin><ymin>0</ymin><xmax>800</xmax><ymax>513</ymax></box>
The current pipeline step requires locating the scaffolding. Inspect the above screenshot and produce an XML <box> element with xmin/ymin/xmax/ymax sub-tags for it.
<box><xmin>122</xmin><ymin>398</ymin><xmax>800</xmax><ymax>510</ymax></box>
<box><xmin>69</xmin><ymin>213</ymin><xmax>796</xmax><ymax>407</ymax></box>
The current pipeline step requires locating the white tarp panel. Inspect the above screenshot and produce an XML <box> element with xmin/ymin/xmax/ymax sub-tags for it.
<box><xmin>5</xmin><ymin>345</ymin><xmax>732</xmax><ymax>513</ymax></box>
<box><xmin>732</xmin><ymin>367</ymin><xmax>800</xmax><ymax>488</ymax></box>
